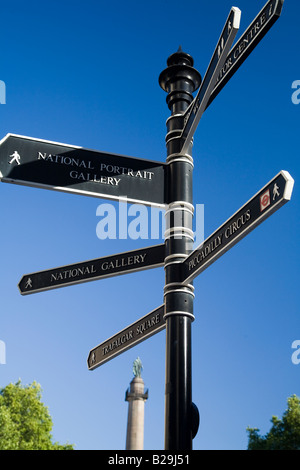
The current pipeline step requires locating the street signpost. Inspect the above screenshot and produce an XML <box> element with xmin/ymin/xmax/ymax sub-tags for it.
<box><xmin>0</xmin><ymin>134</ymin><xmax>166</xmax><ymax>207</ymax></box>
<box><xmin>18</xmin><ymin>244</ymin><xmax>165</xmax><ymax>295</ymax></box>
<box><xmin>179</xmin><ymin>7</ymin><xmax>241</xmax><ymax>155</ymax></box>
<box><xmin>179</xmin><ymin>171</ymin><xmax>294</xmax><ymax>285</ymax></box>
<box><xmin>87</xmin><ymin>305</ymin><xmax>165</xmax><ymax>370</ymax></box>
<box><xmin>0</xmin><ymin>0</ymin><xmax>290</xmax><ymax>452</ymax></box>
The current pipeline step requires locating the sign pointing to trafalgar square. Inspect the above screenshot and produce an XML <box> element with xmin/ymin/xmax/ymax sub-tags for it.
<box><xmin>87</xmin><ymin>305</ymin><xmax>165</xmax><ymax>370</ymax></box>
<box><xmin>180</xmin><ymin>6</ymin><xmax>241</xmax><ymax>154</ymax></box>
<box><xmin>179</xmin><ymin>171</ymin><xmax>294</xmax><ymax>285</ymax></box>
<box><xmin>0</xmin><ymin>134</ymin><xmax>166</xmax><ymax>207</ymax></box>
<box><xmin>18</xmin><ymin>244</ymin><xmax>165</xmax><ymax>295</ymax></box>
<box><xmin>207</xmin><ymin>0</ymin><xmax>284</xmax><ymax>109</ymax></box>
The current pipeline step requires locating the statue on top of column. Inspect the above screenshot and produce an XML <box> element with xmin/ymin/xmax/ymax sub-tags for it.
<box><xmin>133</xmin><ymin>357</ymin><xmax>143</xmax><ymax>378</ymax></box>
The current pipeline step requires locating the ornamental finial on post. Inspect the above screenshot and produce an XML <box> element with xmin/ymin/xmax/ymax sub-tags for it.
<box><xmin>158</xmin><ymin>47</ymin><xmax>201</xmax><ymax>113</ymax></box>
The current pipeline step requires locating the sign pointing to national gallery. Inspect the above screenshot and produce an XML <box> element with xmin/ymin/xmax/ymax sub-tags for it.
<box><xmin>0</xmin><ymin>134</ymin><xmax>166</xmax><ymax>207</ymax></box>
<box><xmin>87</xmin><ymin>305</ymin><xmax>165</xmax><ymax>370</ymax></box>
<box><xmin>179</xmin><ymin>171</ymin><xmax>294</xmax><ymax>285</ymax></box>
<box><xmin>18</xmin><ymin>244</ymin><xmax>165</xmax><ymax>295</ymax></box>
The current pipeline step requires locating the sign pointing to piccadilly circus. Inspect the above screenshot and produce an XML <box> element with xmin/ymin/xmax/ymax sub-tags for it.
<box><xmin>0</xmin><ymin>134</ymin><xmax>167</xmax><ymax>207</ymax></box>
<box><xmin>87</xmin><ymin>305</ymin><xmax>165</xmax><ymax>370</ymax></box>
<box><xmin>180</xmin><ymin>171</ymin><xmax>294</xmax><ymax>285</ymax></box>
<box><xmin>18</xmin><ymin>244</ymin><xmax>165</xmax><ymax>295</ymax></box>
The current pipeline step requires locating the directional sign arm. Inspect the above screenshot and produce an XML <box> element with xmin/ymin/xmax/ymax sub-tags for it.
<box><xmin>180</xmin><ymin>6</ymin><xmax>241</xmax><ymax>155</ymax></box>
<box><xmin>18</xmin><ymin>243</ymin><xmax>165</xmax><ymax>295</ymax></box>
<box><xmin>206</xmin><ymin>0</ymin><xmax>284</xmax><ymax>109</ymax></box>
<box><xmin>0</xmin><ymin>133</ymin><xmax>167</xmax><ymax>207</ymax></box>
<box><xmin>181</xmin><ymin>170</ymin><xmax>294</xmax><ymax>285</ymax></box>
<box><xmin>87</xmin><ymin>305</ymin><xmax>165</xmax><ymax>370</ymax></box>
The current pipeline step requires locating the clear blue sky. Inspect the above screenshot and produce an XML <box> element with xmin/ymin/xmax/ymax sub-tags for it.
<box><xmin>0</xmin><ymin>0</ymin><xmax>299</xmax><ymax>450</ymax></box>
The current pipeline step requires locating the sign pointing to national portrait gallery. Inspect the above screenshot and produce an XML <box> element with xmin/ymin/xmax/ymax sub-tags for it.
<box><xmin>0</xmin><ymin>134</ymin><xmax>166</xmax><ymax>207</ymax></box>
<box><xmin>18</xmin><ymin>244</ymin><xmax>165</xmax><ymax>295</ymax></box>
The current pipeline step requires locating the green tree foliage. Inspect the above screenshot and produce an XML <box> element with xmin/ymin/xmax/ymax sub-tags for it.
<box><xmin>0</xmin><ymin>380</ymin><xmax>73</xmax><ymax>450</ymax></box>
<box><xmin>247</xmin><ymin>395</ymin><xmax>300</xmax><ymax>450</ymax></box>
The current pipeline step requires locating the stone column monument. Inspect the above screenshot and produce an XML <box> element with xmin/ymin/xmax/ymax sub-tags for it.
<box><xmin>125</xmin><ymin>357</ymin><xmax>148</xmax><ymax>450</ymax></box>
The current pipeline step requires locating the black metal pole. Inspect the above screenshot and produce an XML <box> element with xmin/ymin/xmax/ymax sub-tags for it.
<box><xmin>159</xmin><ymin>48</ymin><xmax>201</xmax><ymax>450</ymax></box>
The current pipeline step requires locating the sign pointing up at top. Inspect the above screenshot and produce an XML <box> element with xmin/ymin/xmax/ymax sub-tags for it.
<box><xmin>180</xmin><ymin>6</ymin><xmax>241</xmax><ymax>154</ymax></box>
<box><xmin>207</xmin><ymin>0</ymin><xmax>285</xmax><ymax>108</ymax></box>
<box><xmin>179</xmin><ymin>0</ymin><xmax>285</xmax><ymax>153</ymax></box>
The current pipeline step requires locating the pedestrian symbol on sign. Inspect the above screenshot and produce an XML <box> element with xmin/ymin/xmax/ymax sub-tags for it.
<box><xmin>91</xmin><ymin>352</ymin><xmax>96</xmax><ymax>365</ymax></box>
<box><xmin>25</xmin><ymin>278</ymin><xmax>33</xmax><ymax>289</ymax></box>
<box><xmin>8</xmin><ymin>151</ymin><xmax>21</xmax><ymax>165</ymax></box>
<box><xmin>273</xmin><ymin>183</ymin><xmax>280</xmax><ymax>200</ymax></box>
